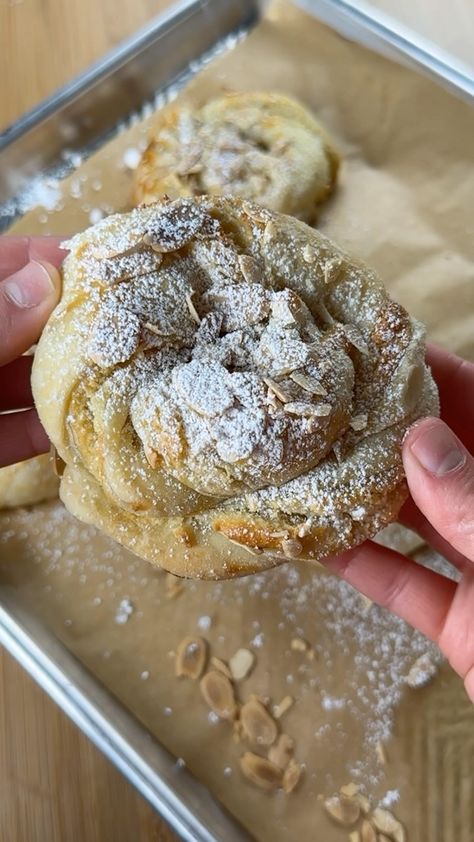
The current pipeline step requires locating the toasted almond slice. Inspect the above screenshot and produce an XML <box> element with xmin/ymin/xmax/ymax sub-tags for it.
<box><xmin>291</xmin><ymin>638</ymin><xmax>310</xmax><ymax>652</ymax></box>
<box><xmin>227</xmin><ymin>538</ymin><xmax>264</xmax><ymax>556</ymax></box>
<box><xmin>240</xmin><ymin>752</ymin><xmax>283</xmax><ymax>791</ymax></box>
<box><xmin>290</xmin><ymin>370</ymin><xmax>328</xmax><ymax>396</ymax></box>
<box><xmin>284</xmin><ymin>402</ymin><xmax>331</xmax><ymax>417</ymax></box>
<box><xmin>281</xmin><ymin>538</ymin><xmax>303</xmax><ymax>558</ymax></box>
<box><xmin>282</xmin><ymin>759</ymin><xmax>303</xmax><ymax>794</ymax></box>
<box><xmin>344</xmin><ymin>325</ymin><xmax>369</xmax><ymax>354</ymax></box>
<box><xmin>229</xmin><ymin>648</ymin><xmax>256</xmax><ymax>681</ymax></box>
<box><xmin>268</xmin><ymin>734</ymin><xmax>294</xmax><ymax>770</ymax></box>
<box><xmin>273</xmin><ymin>695</ymin><xmax>294</xmax><ymax>719</ymax></box>
<box><xmin>175</xmin><ymin>636</ymin><xmax>208</xmax><ymax>680</ymax></box>
<box><xmin>360</xmin><ymin>819</ymin><xmax>377</xmax><ymax>842</ymax></box>
<box><xmin>350</xmin><ymin>413</ymin><xmax>368</xmax><ymax>431</ymax></box>
<box><xmin>376</xmin><ymin>741</ymin><xmax>387</xmax><ymax>765</ymax></box>
<box><xmin>241</xmin><ymin>699</ymin><xmax>278</xmax><ymax>747</ymax></box>
<box><xmin>142</xmin><ymin>321</ymin><xmax>174</xmax><ymax>337</ymax></box>
<box><xmin>200</xmin><ymin>670</ymin><xmax>236</xmax><ymax>720</ymax></box>
<box><xmin>51</xmin><ymin>446</ymin><xmax>65</xmax><ymax>477</ymax></box>
<box><xmin>323</xmin><ymin>795</ymin><xmax>360</xmax><ymax>827</ymax></box>
<box><xmin>144</xmin><ymin>445</ymin><xmax>159</xmax><ymax>468</ymax></box>
<box><xmin>356</xmin><ymin>794</ymin><xmax>371</xmax><ymax>814</ymax></box>
<box><xmin>405</xmin><ymin>652</ymin><xmax>438</xmax><ymax>688</ymax></box>
<box><xmin>371</xmin><ymin>808</ymin><xmax>406</xmax><ymax>842</ymax></box>
<box><xmin>185</xmin><ymin>288</ymin><xmax>201</xmax><ymax>324</ymax></box>
<box><xmin>263</xmin><ymin>377</ymin><xmax>292</xmax><ymax>403</ymax></box>
<box><xmin>340</xmin><ymin>783</ymin><xmax>360</xmax><ymax>798</ymax></box>
<box><xmin>211</xmin><ymin>656</ymin><xmax>232</xmax><ymax>679</ymax></box>
<box><xmin>302</xmin><ymin>245</ymin><xmax>315</xmax><ymax>263</ymax></box>
<box><xmin>238</xmin><ymin>254</ymin><xmax>263</xmax><ymax>284</ymax></box>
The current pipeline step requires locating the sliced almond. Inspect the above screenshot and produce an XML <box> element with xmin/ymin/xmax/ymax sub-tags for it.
<box><xmin>302</xmin><ymin>244</ymin><xmax>315</xmax><ymax>263</ymax></box>
<box><xmin>284</xmin><ymin>402</ymin><xmax>331</xmax><ymax>417</ymax></box>
<box><xmin>290</xmin><ymin>370</ymin><xmax>328</xmax><ymax>396</ymax></box>
<box><xmin>281</xmin><ymin>538</ymin><xmax>303</xmax><ymax>558</ymax></box>
<box><xmin>356</xmin><ymin>794</ymin><xmax>371</xmax><ymax>814</ymax></box>
<box><xmin>263</xmin><ymin>377</ymin><xmax>291</xmax><ymax>403</ymax></box>
<box><xmin>241</xmin><ymin>698</ymin><xmax>278</xmax><ymax>747</ymax></box>
<box><xmin>291</xmin><ymin>638</ymin><xmax>310</xmax><ymax>652</ymax></box>
<box><xmin>210</xmin><ymin>656</ymin><xmax>232</xmax><ymax>679</ymax></box>
<box><xmin>350</xmin><ymin>413</ymin><xmax>368</xmax><ymax>431</ymax></box>
<box><xmin>282</xmin><ymin>759</ymin><xmax>303</xmax><ymax>793</ymax></box>
<box><xmin>375</xmin><ymin>741</ymin><xmax>387</xmax><ymax>765</ymax></box>
<box><xmin>175</xmin><ymin>636</ymin><xmax>208</xmax><ymax>680</ymax></box>
<box><xmin>371</xmin><ymin>808</ymin><xmax>406</xmax><ymax>842</ymax></box>
<box><xmin>238</xmin><ymin>253</ymin><xmax>263</xmax><ymax>284</ymax></box>
<box><xmin>360</xmin><ymin>819</ymin><xmax>377</xmax><ymax>842</ymax></box>
<box><xmin>185</xmin><ymin>288</ymin><xmax>201</xmax><ymax>325</ymax></box>
<box><xmin>344</xmin><ymin>325</ymin><xmax>369</xmax><ymax>354</ymax></box>
<box><xmin>406</xmin><ymin>652</ymin><xmax>438</xmax><ymax>688</ymax></box>
<box><xmin>229</xmin><ymin>648</ymin><xmax>256</xmax><ymax>681</ymax></box>
<box><xmin>227</xmin><ymin>538</ymin><xmax>264</xmax><ymax>556</ymax></box>
<box><xmin>144</xmin><ymin>445</ymin><xmax>159</xmax><ymax>468</ymax></box>
<box><xmin>268</xmin><ymin>734</ymin><xmax>294</xmax><ymax>769</ymax></box>
<box><xmin>340</xmin><ymin>782</ymin><xmax>360</xmax><ymax>798</ymax></box>
<box><xmin>51</xmin><ymin>446</ymin><xmax>66</xmax><ymax>477</ymax></box>
<box><xmin>200</xmin><ymin>670</ymin><xmax>236</xmax><ymax>720</ymax></box>
<box><xmin>273</xmin><ymin>695</ymin><xmax>294</xmax><ymax>719</ymax></box>
<box><xmin>324</xmin><ymin>795</ymin><xmax>360</xmax><ymax>827</ymax></box>
<box><xmin>240</xmin><ymin>752</ymin><xmax>283</xmax><ymax>792</ymax></box>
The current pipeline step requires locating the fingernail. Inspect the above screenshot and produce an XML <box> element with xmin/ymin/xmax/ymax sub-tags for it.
<box><xmin>3</xmin><ymin>260</ymin><xmax>56</xmax><ymax>309</ymax></box>
<box><xmin>410</xmin><ymin>421</ymin><xmax>466</xmax><ymax>476</ymax></box>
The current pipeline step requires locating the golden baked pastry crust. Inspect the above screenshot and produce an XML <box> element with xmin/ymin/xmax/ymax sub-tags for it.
<box><xmin>133</xmin><ymin>92</ymin><xmax>339</xmax><ymax>222</ymax></box>
<box><xmin>0</xmin><ymin>454</ymin><xmax>58</xmax><ymax>509</ymax></box>
<box><xmin>32</xmin><ymin>197</ymin><xmax>438</xmax><ymax>579</ymax></box>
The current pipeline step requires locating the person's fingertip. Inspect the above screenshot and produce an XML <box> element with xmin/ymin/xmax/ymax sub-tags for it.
<box><xmin>25</xmin><ymin>410</ymin><xmax>50</xmax><ymax>455</ymax></box>
<box><xmin>404</xmin><ymin>418</ymin><xmax>466</xmax><ymax>477</ymax></box>
<box><xmin>2</xmin><ymin>259</ymin><xmax>60</xmax><ymax>309</ymax></box>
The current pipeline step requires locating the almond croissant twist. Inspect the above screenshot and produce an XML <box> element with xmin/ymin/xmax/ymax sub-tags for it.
<box><xmin>32</xmin><ymin>197</ymin><xmax>438</xmax><ymax>579</ymax></box>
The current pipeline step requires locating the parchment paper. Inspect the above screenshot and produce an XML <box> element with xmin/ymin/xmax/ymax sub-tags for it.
<box><xmin>2</xmin><ymin>3</ymin><xmax>474</xmax><ymax>840</ymax></box>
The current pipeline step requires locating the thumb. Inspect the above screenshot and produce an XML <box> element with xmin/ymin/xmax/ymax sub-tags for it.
<box><xmin>0</xmin><ymin>260</ymin><xmax>61</xmax><ymax>365</ymax></box>
<box><xmin>403</xmin><ymin>417</ymin><xmax>474</xmax><ymax>562</ymax></box>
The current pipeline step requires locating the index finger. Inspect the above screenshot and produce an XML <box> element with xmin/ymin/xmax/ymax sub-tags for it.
<box><xmin>0</xmin><ymin>236</ymin><xmax>66</xmax><ymax>282</ymax></box>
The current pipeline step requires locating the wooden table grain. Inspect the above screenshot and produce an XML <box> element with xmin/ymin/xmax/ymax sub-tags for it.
<box><xmin>0</xmin><ymin>0</ymin><xmax>471</xmax><ymax>840</ymax></box>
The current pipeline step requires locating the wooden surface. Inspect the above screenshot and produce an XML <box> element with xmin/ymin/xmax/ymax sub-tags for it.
<box><xmin>0</xmin><ymin>1</ymin><xmax>471</xmax><ymax>840</ymax></box>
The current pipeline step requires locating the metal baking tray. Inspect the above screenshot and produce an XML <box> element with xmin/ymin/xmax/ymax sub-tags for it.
<box><xmin>0</xmin><ymin>1</ymin><xmax>472</xmax><ymax>839</ymax></box>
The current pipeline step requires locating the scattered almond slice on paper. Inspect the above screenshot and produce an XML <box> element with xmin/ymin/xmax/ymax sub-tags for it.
<box><xmin>210</xmin><ymin>656</ymin><xmax>232</xmax><ymax>679</ymax></box>
<box><xmin>175</xmin><ymin>636</ymin><xmax>208</xmax><ymax>680</ymax></box>
<box><xmin>371</xmin><ymin>808</ymin><xmax>406</xmax><ymax>842</ymax></box>
<box><xmin>200</xmin><ymin>670</ymin><xmax>237</xmax><ymax>720</ymax></box>
<box><xmin>324</xmin><ymin>795</ymin><xmax>360</xmax><ymax>827</ymax></box>
<box><xmin>240</xmin><ymin>698</ymin><xmax>278</xmax><ymax>747</ymax></box>
<box><xmin>229</xmin><ymin>648</ymin><xmax>255</xmax><ymax>681</ymax></box>
<box><xmin>282</xmin><ymin>758</ymin><xmax>303</xmax><ymax>793</ymax></box>
<box><xmin>360</xmin><ymin>819</ymin><xmax>377</xmax><ymax>842</ymax></box>
<box><xmin>273</xmin><ymin>695</ymin><xmax>295</xmax><ymax>719</ymax></box>
<box><xmin>240</xmin><ymin>752</ymin><xmax>283</xmax><ymax>792</ymax></box>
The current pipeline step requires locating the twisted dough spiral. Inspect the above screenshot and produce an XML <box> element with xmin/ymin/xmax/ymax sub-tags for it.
<box><xmin>32</xmin><ymin>197</ymin><xmax>438</xmax><ymax>579</ymax></box>
<box><xmin>134</xmin><ymin>92</ymin><xmax>339</xmax><ymax>222</ymax></box>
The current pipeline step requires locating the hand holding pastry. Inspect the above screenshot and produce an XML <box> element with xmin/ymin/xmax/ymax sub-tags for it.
<box><xmin>32</xmin><ymin>197</ymin><xmax>438</xmax><ymax>578</ymax></box>
<box><xmin>0</xmin><ymin>236</ymin><xmax>62</xmax><ymax>467</ymax></box>
<box><xmin>325</xmin><ymin>345</ymin><xmax>474</xmax><ymax>703</ymax></box>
